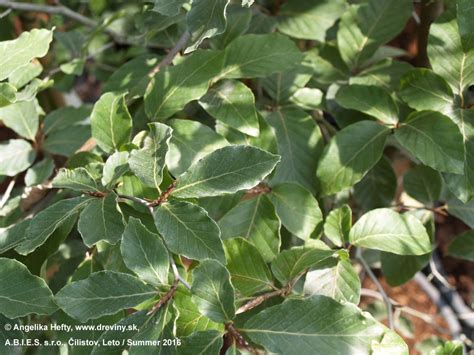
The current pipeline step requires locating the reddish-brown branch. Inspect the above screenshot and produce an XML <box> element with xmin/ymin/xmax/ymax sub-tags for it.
<box><xmin>147</xmin><ymin>279</ymin><xmax>179</xmax><ymax>316</ymax></box>
<box><xmin>148</xmin><ymin>181</ymin><xmax>177</xmax><ymax>207</ymax></box>
<box><xmin>236</xmin><ymin>284</ymin><xmax>291</xmax><ymax>314</ymax></box>
<box><xmin>225</xmin><ymin>322</ymin><xmax>257</xmax><ymax>354</ymax></box>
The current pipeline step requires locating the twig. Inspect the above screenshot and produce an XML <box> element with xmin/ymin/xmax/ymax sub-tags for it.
<box><xmin>360</xmin><ymin>288</ymin><xmax>450</xmax><ymax>334</ymax></box>
<box><xmin>0</xmin><ymin>0</ymin><xmax>97</xmax><ymax>27</ymax></box>
<box><xmin>0</xmin><ymin>7</ymin><xmax>11</xmax><ymax>17</ymax></box>
<box><xmin>147</xmin><ymin>279</ymin><xmax>179</xmax><ymax>316</ymax></box>
<box><xmin>225</xmin><ymin>322</ymin><xmax>256</xmax><ymax>354</ymax></box>
<box><xmin>0</xmin><ymin>178</ymin><xmax>16</xmax><ymax>210</ymax></box>
<box><xmin>428</xmin><ymin>257</ymin><xmax>455</xmax><ymax>290</ymax></box>
<box><xmin>356</xmin><ymin>248</ymin><xmax>395</xmax><ymax>329</ymax></box>
<box><xmin>148</xmin><ymin>181</ymin><xmax>176</xmax><ymax>207</ymax></box>
<box><xmin>148</xmin><ymin>31</ymin><xmax>191</xmax><ymax>78</ymax></box>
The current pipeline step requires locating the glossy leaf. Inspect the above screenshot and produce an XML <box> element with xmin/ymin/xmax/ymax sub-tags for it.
<box><xmin>224</xmin><ymin>238</ymin><xmax>273</xmax><ymax>297</ymax></box>
<box><xmin>145</xmin><ymin>50</ymin><xmax>224</xmax><ymax>120</ymax></box>
<box><xmin>153</xmin><ymin>200</ymin><xmax>225</xmax><ymax>263</ymax></box>
<box><xmin>244</xmin><ymin>296</ymin><xmax>385</xmax><ymax>354</ymax></box>
<box><xmin>24</xmin><ymin>157</ymin><xmax>54</xmax><ymax>186</ymax></box>
<box><xmin>53</xmin><ymin>167</ymin><xmax>101</xmax><ymax>193</ymax></box>
<box><xmin>267</xmin><ymin>107</ymin><xmax>323</xmax><ymax>193</ymax></box>
<box><xmin>0</xmin><ymin>83</ymin><xmax>16</xmax><ymax>107</ymax></box>
<box><xmin>270</xmin><ymin>183</ymin><xmax>323</xmax><ymax>240</ymax></box>
<box><xmin>335</xmin><ymin>84</ymin><xmax>398</xmax><ymax>125</ymax></box>
<box><xmin>0</xmin><ymin>28</ymin><xmax>53</xmax><ymax>81</ymax></box>
<box><xmin>316</xmin><ymin>121</ymin><xmax>390</xmax><ymax>196</ymax></box>
<box><xmin>191</xmin><ymin>260</ymin><xmax>235</xmax><ymax>323</ymax></box>
<box><xmin>173</xmin><ymin>145</ymin><xmax>280</xmax><ymax>198</ymax></box>
<box><xmin>395</xmin><ymin>111</ymin><xmax>464</xmax><ymax>174</ymax></box>
<box><xmin>349</xmin><ymin>208</ymin><xmax>432</xmax><ymax>255</ymax></box>
<box><xmin>324</xmin><ymin>204</ymin><xmax>352</xmax><ymax>247</ymax></box>
<box><xmin>337</xmin><ymin>0</ymin><xmax>412</xmax><ymax>69</ymax></box>
<box><xmin>0</xmin><ymin>258</ymin><xmax>57</xmax><ymax>318</ymax></box>
<box><xmin>0</xmin><ymin>100</ymin><xmax>38</xmax><ymax>140</ymax></box>
<box><xmin>199</xmin><ymin>80</ymin><xmax>259</xmax><ymax>136</ymax></box>
<box><xmin>129</xmin><ymin>123</ymin><xmax>172</xmax><ymax>190</ymax></box>
<box><xmin>153</xmin><ymin>0</ymin><xmax>186</xmax><ymax>16</ymax></box>
<box><xmin>381</xmin><ymin>253</ymin><xmax>430</xmax><ymax>286</ymax></box>
<box><xmin>403</xmin><ymin>165</ymin><xmax>442</xmax><ymax>205</ymax></box>
<box><xmin>78</xmin><ymin>193</ymin><xmax>125</xmax><ymax>247</ymax></box>
<box><xmin>56</xmin><ymin>271</ymin><xmax>156</xmax><ymax>322</ymax></box>
<box><xmin>186</xmin><ymin>0</ymin><xmax>230</xmax><ymax>53</ymax></box>
<box><xmin>304</xmin><ymin>259</ymin><xmax>361</xmax><ymax>304</ymax></box>
<box><xmin>91</xmin><ymin>92</ymin><xmax>132</xmax><ymax>153</ymax></box>
<box><xmin>219</xmin><ymin>34</ymin><xmax>303</xmax><ymax>79</ymax></box>
<box><xmin>219</xmin><ymin>195</ymin><xmax>280</xmax><ymax>262</ymax></box>
<box><xmin>102</xmin><ymin>151</ymin><xmax>130</xmax><ymax>189</ymax></box>
<box><xmin>0</xmin><ymin>139</ymin><xmax>36</xmax><ymax>176</ymax></box>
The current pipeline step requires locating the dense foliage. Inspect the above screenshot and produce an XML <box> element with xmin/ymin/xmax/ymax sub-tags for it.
<box><xmin>0</xmin><ymin>0</ymin><xmax>472</xmax><ymax>353</ymax></box>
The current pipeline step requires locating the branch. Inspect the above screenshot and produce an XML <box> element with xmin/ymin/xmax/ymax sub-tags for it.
<box><xmin>148</xmin><ymin>181</ymin><xmax>176</xmax><ymax>207</ymax></box>
<box><xmin>357</xmin><ymin>249</ymin><xmax>395</xmax><ymax>329</ymax></box>
<box><xmin>225</xmin><ymin>322</ymin><xmax>257</xmax><ymax>354</ymax></box>
<box><xmin>0</xmin><ymin>1</ymin><xmax>97</xmax><ymax>27</ymax></box>
<box><xmin>0</xmin><ymin>178</ymin><xmax>16</xmax><ymax>210</ymax></box>
<box><xmin>236</xmin><ymin>284</ymin><xmax>291</xmax><ymax>314</ymax></box>
<box><xmin>170</xmin><ymin>256</ymin><xmax>191</xmax><ymax>290</ymax></box>
<box><xmin>147</xmin><ymin>279</ymin><xmax>179</xmax><ymax>316</ymax></box>
<box><xmin>148</xmin><ymin>31</ymin><xmax>191</xmax><ymax>78</ymax></box>
<box><xmin>360</xmin><ymin>288</ymin><xmax>450</xmax><ymax>334</ymax></box>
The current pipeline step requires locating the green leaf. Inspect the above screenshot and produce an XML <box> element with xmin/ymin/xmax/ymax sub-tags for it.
<box><xmin>121</xmin><ymin>217</ymin><xmax>169</xmax><ymax>287</ymax></box>
<box><xmin>349</xmin><ymin>208</ymin><xmax>432</xmax><ymax>255</ymax></box>
<box><xmin>381</xmin><ymin>253</ymin><xmax>430</xmax><ymax>286</ymax></box>
<box><xmin>266</xmin><ymin>107</ymin><xmax>324</xmax><ymax>193</ymax></box>
<box><xmin>244</xmin><ymin>296</ymin><xmax>385</xmax><ymax>354</ymax></box>
<box><xmin>337</xmin><ymin>0</ymin><xmax>412</xmax><ymax>69</ymax></box>
<box><xmin>0</xmin><ymin>139</ymin><xmax>36</xmax><ymax>176</ymax></box>
<box><xmin>335</xmin><ymin>84</ymin><xmax>398</xmax><ymax>125</ymax></box>
<box><xmin>0</xmin><ymin>314</ymin><xmax>23</xmax><ymax>354</ymax></box>
<box><xmin>130</xmin><ymin>123</ymin><xmax>172</xmax><ymax>190</ymax></box>
<box><xmin>444</xmin><ymin>109</ymin><xmax>474</xmax><ymax>202</ymax></box>
<box><xmin>145</xmin><ymin>50</ymin><xmax>224</xmax><ymax>120</ymax></box>
<box><xmin>43</xmin><ymin>106</ymin><xmax>91</xmax><ymax>135</ymax></box>
<box><xmin>428</xmin><ymin>12</ymin><xmax>474</xmax><ymax>96</ymax></box>
<box><xmin>219</xmin><ymin>195</ymin><xmax>280</xmax><ymax>262</ymax></box>
<box><xmin>175</xmin><ymin>287</ymin><xmax>224</xmax><ymax>336</ymax></box>
<box><xmin>199</xmin><ymin>80</ymin><xmax>259</xmax><ymax>136</ymax></box>
<box><xmin>447</xmin><ymin>197</ymin><xmax>474</xmax><ymax>228</ymax></box>
<box><xmin>15</xmin><ymin>196</ymin><xmax>90</xmax><ymax>255</ymax></box>
<box><xmin>404</xmin><ymin>165</ymin><xmax>442</xmax><ymax>205</ymax></box>
<box><xmin>166</xmin><ymin>119</ymin><xmax>229</xmax><ymax>176</ymax></box>
<box><xmin>447</xmin><ymin>231</ymin><xmax>474</xmax><ymax>261</ymax></box>
<box><xmin>78</xmin><ymin>193</ymin><xmax>125</xmax><ymax>247</ymax></box>
<box><xmin>271</xmin><ymin>247</ymin><xmax>336</xmax><ymax>285</ymax></box>
<box><xmin>25</xmin><ymin>157</ymin><xmax>54</xmax><ymax>186</ymax></box>
<box><xmin>304</xmin><ymin>259</ymin><xmax>361</xmax><ymax>304</ymax></box>
<box><xmin>270</xmin><ymin>183</ymin><xmax>323</xmax><ymax>241</ymax></box>
<box><xmin>316</xmin><ymin>121</ymin><xmax>390</xmax><ymax>196</ymax></box>
<box><xmin>372</xmin><ymin>329</ymin><xmax>409</xmax><ymax>355</ymax></box>
<box><xmin>8</xmin><ymin>61</ymin><xmax>42</xmax><ymax>89</ymax></box>
<box><xmin>0</xmin><ymin>83</ymin><xmax>16</xmax><ymax>107</ymax></box>
<box><xmin>0</xmin><ymin>219</ymin><xmax>30</xmax><ymax>254</ymax></box>
<box><xmin>0</xmin><ymin>28</ymin><xmax>53</xmax><ymax>81</ymax></box>
<box><xmin>191</xmin><ymin>259</ymin><xmax>235</xmax><ymax>323</ymax></box>
<box><xmin>153</xmin><ymin>200</ymin><xmax>225</xmax><ymax>263</ymax></box>
<box><xmin>354</xmin><ymin>157</ymin><xmax>397</xmax><ymax>210</ymax></box>
<box><xmin>399</xmin><ymin>69</ymin><xmax>454</xmax><ymax>114</ymax></box>
<box><xmin>290</xmin><ymin>87</ymin><xmax>323</xmax><ymax>110</ymax></box>
<box><xmin>53</xmin><ymin>167</ymin><xmax>101</xmax><ymax>193</ymax></box>
<box><xmin>91</xmin><ymin>92</ymin><xmax>132</xmax><ymax>153</ymax></box>
<box><xmin>350</xmin><ymin>59</ymin><xmax>412</xmax><ymax>92</ymax></box>
<box><xmin>43</xmin><ymin>125</ymin><xmax>91</xmax><ymax>157</ymax></box>
<box><xmin>186</xmin><ymin>0</ymin><xmax>230</xmax><ymax>53</ymax></box>
<box><xmin>103</xmin><ymin>55</ymin><xmax>160</xmax><ymax>98</ymax></box>
<box><xmin>324</xmin><ymin>204</ymin><xmax>352</xmax><ymax>247</ymax></box>
<box><xmin>457</xmin><ymin>0</ymin><xmax>474</xmax><ymax>51</ymax></box>
<box><xmin>224</xmin><ymin>238</ymin><xmax>273</xmax><ymax>297</ymax></box>
<box><xmin>277</xmin><ymin>0</ymin><xmax>346</xmax><ymax>42</ymax></box>
<box><xmin>395</xmin><ymin>111</ymin><xmax>464</xmax><ymax>174</ymax></box>
<box><xmin>180</xmin><ymin>330</ymin><xmax>224</xmax><ymax>355</ymax></box>
<box><xmin>219</xmin><ymin>34</ymin><xmax>303</xmax><ymax>79</ymax></box>
<box><xmin>173</xmin><ymin>145</ymin><xmax>280</xmax><ymax>198</ymax></box>
<box><xmin>102</xmin><ymin>151</ymin><xmax>130</xmax><ymax>189</ymax></box>
<box><xmin>212</xmin><ymin>4</ymin><xmax>251</xmax><ymax>49</ymax></box>
<box><xmin>0</xmin><ymin>258</ymin><xmax>57</xmax><ymax>318</ymax></box>
<box><xmin>56</xmin><ymin>271</ymin><xmax>156</xmax><ymax>322</ymax></box>
<box><xmin>153</xmin><ymin>0</ymin><xmax>187</xmax><ymax>16</ymax></box>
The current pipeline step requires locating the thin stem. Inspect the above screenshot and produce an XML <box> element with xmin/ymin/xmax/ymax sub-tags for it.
<box><xmin>117</xmin><ymin>194</ymin><xmax>150</xmax><ymax>207</ymax></box>
<box><xmin>170</xmin><ymin>256</ymin><xmax>191</xmax><ymax>290</ymax></box>
<box><xmin>428</xmin><ymin>257</ymin><xmax>455</xmax><ymax>290</ymax></box>
<box><xmin>225</xmin><ymin>322</ymin><xmax>257</xmax><ymax>354</ymax></box>
<box><xmin>356</xmin><ymin>248</ymin><xmax>395</xmax><ymax>329</ymax></box>
<box><xmin>148</xmin><ymin>181</ymin><xmax>176</xmax><ymax>207</ymax></box>
<box><xmin>236</xmin><ymin>284</ymin><xmax>291</xmax><ymax>314</ymax></box>
<box><xmin>148</xmin><ymin>31</ymin><xmax>191</xmax><ymax>78</ymax></box>
<box><xmin>0</xmin><ymin>178</ymin><xmax>16</xmax><ymax>210</ymax></box>
<box><xmin>147</xmin><ymin>279</ymin><xmax>179</xmax><ymax>316</ymax></box>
